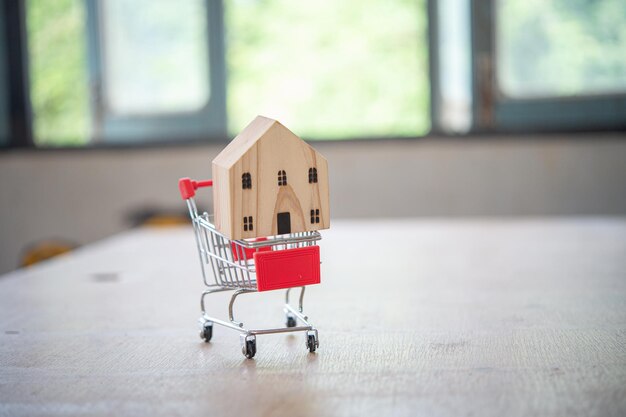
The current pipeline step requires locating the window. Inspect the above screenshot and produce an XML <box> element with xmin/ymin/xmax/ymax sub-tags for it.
<box><xmin>20</xmin><ymin>0</ymin><xmax>428</xmax><ymax>146</ymax></box>
<box><xmin>241</xmin><ymin>172</ymin><xmax>251</xmax><ymax>189</ymax></box>
<box><xmin>243</xmin><ymin>216</ymin><xmax>253</xmax><ymax>232</ymax></box>
<box><xmin>496</xmin><ymin>0</ymin><xmax>626</xmax><ymax>98</ymax></box>
<box><xmin>308</xmin><ymin>168</ymin><xmax>318</xmax><ymax>184</ymax></box>
<box><xmin>310</xmin><ymin>209</ymin><xmax>320</xmax><ymax>224</ymax></box>
<box><xmin>86</xmin><ymin>0</ymin><xmax>225</xmax><ymax>142</ymax></box>
<box><xmin>468</xmin><ymin>0</ymin><xmax>626</xmax><ymax>131</ymax></box>
<box><xmin>100</xmin><ymin>0</ymin><xmax>209</xmax><ymax>115</ymax></box>
<box><xmin>277</xmin><ymin>170</ymin><xmax>287</xmax><ymax>186</ymax></box>
<box><xmin>3</xmin><ymin>0</ymin><xmax>623</xmax><ymax>148</ymax></box>
<box><xmin>24</xmin><ymin>0</ymin><xmax>225</xmax><ymax>145</ymax></box>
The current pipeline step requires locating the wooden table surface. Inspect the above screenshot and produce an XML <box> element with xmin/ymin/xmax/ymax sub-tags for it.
<box><xmin>1</xmin><ymin>219</ymin><xmax>625</xmax><ymax>417</ymax></box>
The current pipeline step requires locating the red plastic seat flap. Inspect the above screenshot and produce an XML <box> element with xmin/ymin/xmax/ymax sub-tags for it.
<box><xmin>254</xmin><ymin>246</ymin><xmax>321</xmax><ymax>292</ymax></box>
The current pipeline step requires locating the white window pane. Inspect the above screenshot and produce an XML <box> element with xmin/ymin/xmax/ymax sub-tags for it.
<box><xmin>437</xmin><ymin>0</ymin><xmax>472</xmax><ymax>133</ymax></box>
<box><xmin>496</xmin><ymin>0</ymin><xmax>626</xmax><ymax>98</ymax></box>
<box><xmin>101</xmin><ymin>0</ymin><xmax>210</xmax><ymax>115</ymax></box>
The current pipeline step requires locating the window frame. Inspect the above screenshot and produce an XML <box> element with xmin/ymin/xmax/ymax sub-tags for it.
<box><xmin>0</xmin><ymin>5</ymin><xmax>9</xmax><ymax>146</ymax></box>
<box><xmin>0</xmin><ymin>0</ymin><xmax>32</xmax><ymax>148</ymax></box>
<box><xmin>470</xmin><ymin>0</ymin><xmax>626</xmax><ymax>133</ymax></box>
<box><xmin>2</xmin><ymin>0</ymin><xmax>626</xmax><ymax>150</ymax></box>
<box><xmin>84</xmin><ymin>0</ymin><xmax>227</xmax><ymax>144</ymax></box>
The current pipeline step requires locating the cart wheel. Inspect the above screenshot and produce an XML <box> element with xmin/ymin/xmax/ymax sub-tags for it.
<box><xmin>306</xmin><ymin>333</ymin><xmax>317</xmax><ymax>353</ymax></box>
<box><xmin>286</xmin><ymin>314</ymin><xmax>297</xmax><ymax>328</ymax></box>
<box><xmin>200</xmin><ymin>322</ymin><xmax>213</xmax><ymax>343</ymax></box>
<box><xmin>242</xmin><ymin>338</ymin><xmax>257</xmax><ymax>359</ymax></box>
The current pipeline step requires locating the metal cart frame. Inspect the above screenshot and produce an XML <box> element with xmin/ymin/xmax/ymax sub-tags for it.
<box><xmin>179</xmin><ymin>178</ymin><xmax>320</xmax><ymax>358</ymax></box>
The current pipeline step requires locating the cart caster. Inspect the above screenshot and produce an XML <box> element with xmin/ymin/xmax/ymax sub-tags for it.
<box><xmin>306</xmin><ymin>330</ymin><xmax>318</xmax><ymax>353</ymax></box>
<box><xmin>241</xmin><ymin>335</ymin><xmax>257</xmax><ymax>359</ymax></box>
<box><xmin>286</xmin><ymin>313</ymin><xmax>297</xmax><ymax>328</ymax></box>
<box><xmin>199</xmin><ymin>321</ymin><xmax>213</xmax><ymax>343</ymax></box>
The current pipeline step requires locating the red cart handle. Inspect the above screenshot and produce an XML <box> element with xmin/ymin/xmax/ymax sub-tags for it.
<box><xmin>179</xmin><ymin>177</ymin><xmax>213</xmax><ymax>200</ymax></box>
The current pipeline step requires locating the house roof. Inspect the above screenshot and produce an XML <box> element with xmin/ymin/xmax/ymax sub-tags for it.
<box><xmin>212</xmin><ymin>116</ymin><xmax>278</xmax><ymax>168</ymax></box>
<box><xmin>213</xmin><ymin>115</ymin><xmax>322</xmax><ymax>169</ymax></box>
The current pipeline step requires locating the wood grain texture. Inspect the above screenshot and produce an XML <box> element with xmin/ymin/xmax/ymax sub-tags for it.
<box><xmin>213</xmin><ymin>116</ymin><xmax>330</xmax><ymax>240</ymax></box>
<box><xmin>1</xmin><ymin>218</ymin><xmax>625</xmax><ymax>417</ymax></box>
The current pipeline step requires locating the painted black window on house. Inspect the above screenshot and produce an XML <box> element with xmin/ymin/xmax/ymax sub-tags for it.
<box><xmin>308</xmin><ymin>167</ymin><xmax>318</xmax><ymax>183</ymax></box>
<box><xmin>310</xmin><ymin>209</ymin><xmax>320</xmax><ymax>224</ymax></box>
<box><xmin>242</xmin><ymin>172</ymin><xmax>252</xmax><ymax>189</ymax></box>
<box><xmin>243</xmin><ymin>216</ymin><xmax>253</xmax><ymax>231</ymax></box>
<box><xmin>278</xmin><ymin>170</ymin><xmax>287</xmax><ymax>186</ymax></box>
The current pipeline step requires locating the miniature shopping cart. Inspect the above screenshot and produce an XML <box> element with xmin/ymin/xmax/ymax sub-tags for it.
<box><xmin>179</xmin><ymin>178</ymin><xmax>320</xmax><ymax>359</ymax></box>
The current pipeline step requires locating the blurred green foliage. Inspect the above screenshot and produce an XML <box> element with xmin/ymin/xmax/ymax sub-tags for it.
<box><xmin>27</xmin><ymin>0</ymin><xmax>90</xmax><ymax>145</ymax></box>
<box><xmin>498</xmin><ymin>0</ymin><xmax>626</xmax><ymax>97</ymax></box>
<box><xmin>225</xmin><ymin>0</ymin><xmax>430</xmax><ymax>138</ymax></box>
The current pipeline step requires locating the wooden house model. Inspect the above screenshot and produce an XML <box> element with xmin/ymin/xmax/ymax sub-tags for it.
<box><xmin>212</xmin><ymin>116</ymin><xmax>330</xmax><ymax>240</ymax></box>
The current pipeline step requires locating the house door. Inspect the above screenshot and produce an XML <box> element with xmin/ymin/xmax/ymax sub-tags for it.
<box><xmin>277</xmin><ymin>212</ymin><xmax>291</xmax><ymax>235</ymax></box>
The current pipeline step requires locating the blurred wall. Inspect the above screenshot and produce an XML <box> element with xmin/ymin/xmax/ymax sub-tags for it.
<box><xmin>1</xmin><ymin>133</ymin><xmax>625</xmax><ymax>274</ymax></box>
